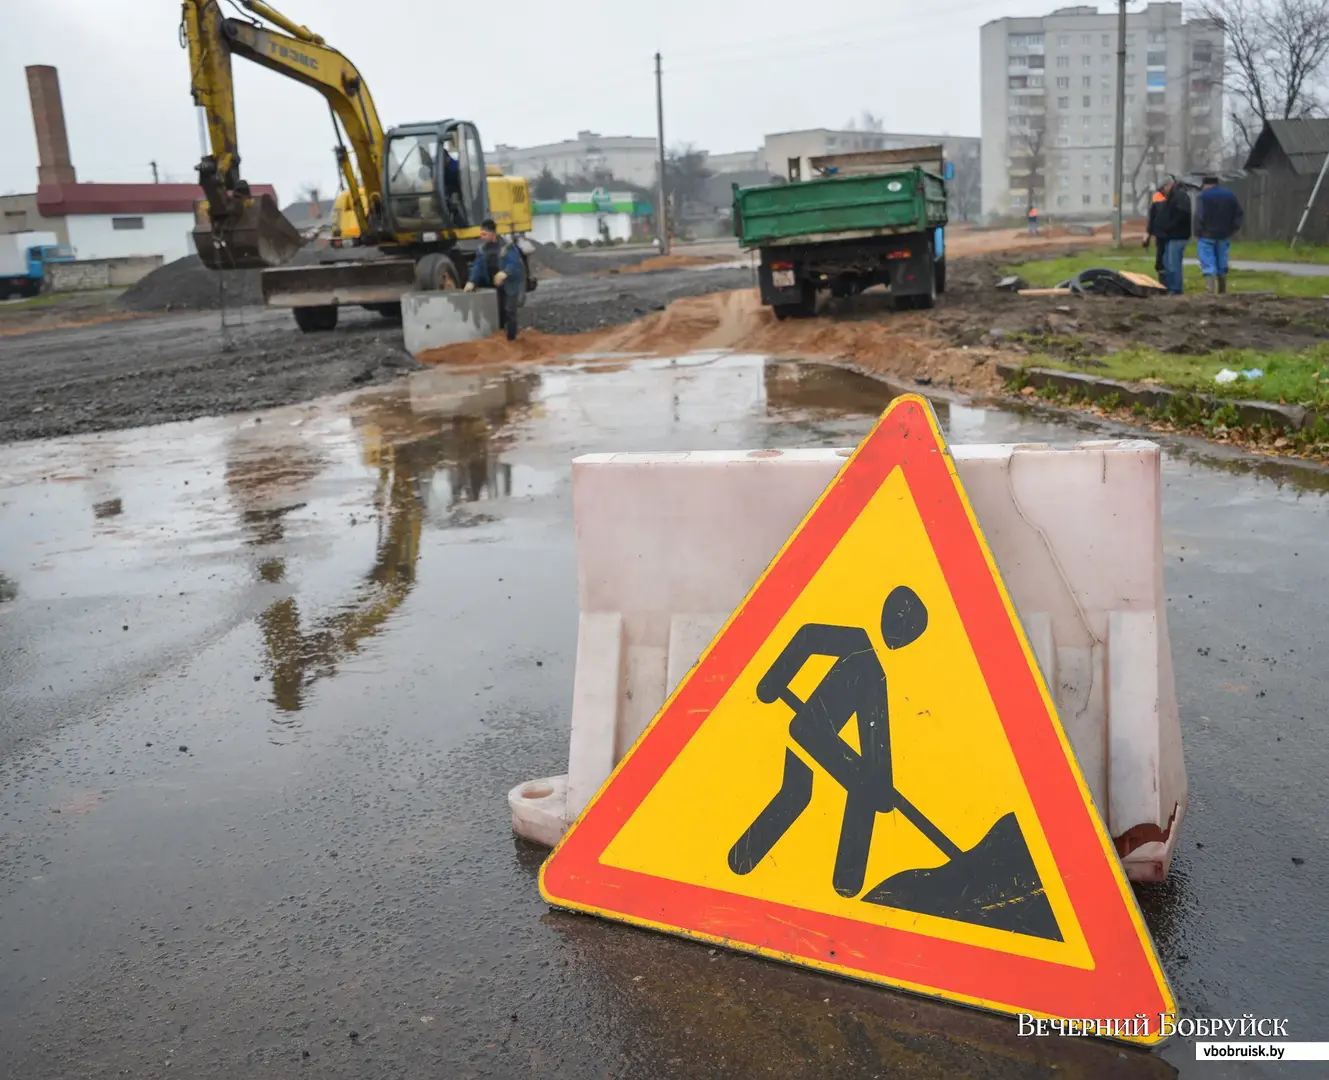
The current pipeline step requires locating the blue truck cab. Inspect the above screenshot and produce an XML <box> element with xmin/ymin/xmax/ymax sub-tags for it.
<box><xmin>1</xmin><ymin>237</ymin><xmax>76</xmax><ymax>299</ymax></box>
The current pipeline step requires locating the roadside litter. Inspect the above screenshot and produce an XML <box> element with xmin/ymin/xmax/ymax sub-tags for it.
<box><xmin>1014</xmin><ymin>268</ymin><xmax>1167</xmax><ymax>299</ymax></box>
<box><xmin>1214</xmin><ymin>367</ymin><xmax>1264</xmax><ymax>384</ymax></box>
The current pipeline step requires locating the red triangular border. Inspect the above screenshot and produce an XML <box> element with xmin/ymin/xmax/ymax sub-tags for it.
<box><xmin>541</xmin><ymin>395</ymin><xmax>1172</xmax><ymax>1041</ymax></box>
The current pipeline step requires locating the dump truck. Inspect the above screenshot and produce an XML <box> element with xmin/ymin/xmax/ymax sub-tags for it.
<box><xmin>733</xmin><ymin>145</ymin><xmax>950</xmax><ymax>319</ymax></box>
<box><xmin>0</xmin><ymin>232</ymin><xmax>75</xmax><ymax>299</ymax></box>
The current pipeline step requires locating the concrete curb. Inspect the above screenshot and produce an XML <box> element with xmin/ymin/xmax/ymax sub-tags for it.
<box><xmin>996</xmin><ymin>362</ymin><xmax>1318</xmax><ymax>433</ymax></box>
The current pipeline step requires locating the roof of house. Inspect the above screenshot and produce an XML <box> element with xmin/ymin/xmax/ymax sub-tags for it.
<box><xmin>1244</xmin><ymin>119</ymin><xmax>1329</xmax><ymax>175</ymax></box>
<box><xmin>36</xmin><ymin>182</ymin><xmax>279</xmax><ymax>216</ymax></box>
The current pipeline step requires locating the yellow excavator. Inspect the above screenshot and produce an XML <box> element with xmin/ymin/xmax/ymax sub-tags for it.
<box><xmin>182</xmin><ymin>0</ymin><xmax>535</xmax><ymax>331</ymax></box>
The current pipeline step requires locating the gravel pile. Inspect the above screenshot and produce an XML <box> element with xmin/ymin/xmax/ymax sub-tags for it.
<box><xmin>119</xmin><ymin>248</ymin><xmax>335</xmax><ymax>312</ymax></box>
<box><xmin>120</xmin><ymin>255</ymin><xmax>263</xmax><ymax>312</ymax></box>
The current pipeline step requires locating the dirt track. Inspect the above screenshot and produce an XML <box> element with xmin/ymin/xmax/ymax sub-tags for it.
<box><xmin>6</xmin><ymin>224</ymin><xmax>1326</xmax><ymax>445</ymax></box>
<box><xmin>0</xmin><ymin>265</ymin><xmax>753</xmax><ymax>444</ymax></box>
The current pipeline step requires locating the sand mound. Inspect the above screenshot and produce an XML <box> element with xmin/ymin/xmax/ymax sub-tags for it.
<box><xmin>418</xmin><ymin>288</ymin><xmax>1003</xmax><ymax>394</ymax></box>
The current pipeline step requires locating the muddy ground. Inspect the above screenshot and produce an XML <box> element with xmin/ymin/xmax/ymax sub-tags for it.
<box><xmin>6</xmin><ymin>231</ymin><xmax>1329</xmax><ymax>446</ymax></box>
<box><xmin>0</xmin><ymin>265</ymin><xmax>753</xmax><ymax>444</ymax></box>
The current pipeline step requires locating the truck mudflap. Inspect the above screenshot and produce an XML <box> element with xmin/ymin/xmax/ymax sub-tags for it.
<box><xmin>260</xmin><ymin>259</ymin><xmax>417</xmax><ymax>308</ymax></box>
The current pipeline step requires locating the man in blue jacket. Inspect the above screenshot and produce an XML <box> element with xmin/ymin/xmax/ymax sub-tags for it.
<box><xmin>464</xmin><ymin>218</ymin><xmax>526</xmax><ymax>340</ymax></box>
<box><xmin>1194</xmin><ymin>175</ymin><xmax>1244</xmax><ymax>294</ymax></box>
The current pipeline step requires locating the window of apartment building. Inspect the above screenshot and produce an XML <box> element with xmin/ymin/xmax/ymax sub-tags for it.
<box><xmin>1028</xmin><ymin>75</ymin><xmax>1043</xmax><ymax>86</ymax></box>
<box><xmin>1147</xmin><ymin>50</ymin><xmax>1167</xmax><ymax>66</ymax></box>
<box><xmin>1057</xmin><ymin>116</ymin><xmax>1069</xmax><ymax>130</ymax></box>
<box><xmin>1102</xmin><ymin>33</ymin><xmax>1112</xmax><ymax>46</ymax></box>
<box><xmin>1102</xmin><ymin>193</ymin><xmax>1111</xmax><ymax>205</ymax></box>
<box><xmin>1148</xmin><ymin>30</ymin><xmax>1166</xmax><ymax>44</ymax></box>
<box><xmin>1127</xmin><ymin>52</ymin><xmax>1136</xmax><ymax>65</ymax></box>
<box><xmin>1057</xmin><ymin>194</ymin><xmax>1069</xmax><ymax>207</ymax></box>
<box><xmin>1081</xmin><ymin>54</ymin><xmax>1092</xmax><ymax>66</ymax></box>
<box><xmin>1101</xmin><ymin>173</ymin><xmax>1110</xmax><ymax>185</ymax></box>
<box><xmin>1080</xmin><ymin>33</ymin><xmax>1091</xmax><ymax>45</ymax></box>
<box><xmin>1103</xmin><ymin>154</ymin><xmax>1113</xmax><ymax>167</ymax></box>
<box><xmin>1056</xmin><ymin>135</ymin><xmax>1071</xmax><ymax>146</ymax></box>
<box><xmin>1102</xmin><ymin>94</ymin><xmax>1112</xmax><ymax>106</ymax></box>
<box><xmin>1102</xmin><ymin>74</ymin><xmax>1112</xmax><ymax>88</ymax></box>
<box><xmin>1058</xmin><ymin>96</ymin><xmax>1070</xmax><ymax>108</ymax></box>
<box><xmin>1010</xmin><ymin>55</ymin><xmax>1028</xmax><ymax>67</ymax></box>
<box><xmin>1082</xmin><ymin>194</ymin><xmax>1092</xmax><ymax>205</ymax></box>
<box><xmin>1126</xmin><ymin>33</ymin><xmax>1136</xmax><ymax>45</ymax></box>
<box><xmin>1056</xmin><ymin>55</ymin><xmax>1070</xmax><ymax>68</ymax></box>
<box><xmin>1082</xmin><ymin>75</ymin><xmax>1092</xmax><ymax>87</ymax></box>
<box><xmin>1125</xmin><ymin>73</ymin><xmax>1135</xmax><ymax>86</ymax></box>
<box><xmin>1058</xmin><ymin>175</ymin><xmax>1069</xmax><ymax>188</ymax></box>
<box><xmin>1082</xmin><ymin>174</ymin><xmax>1091</xmax><ymax>187</ymax></box>
<box><xmin>1009</xmin><ymin>76</ymin><xmax>1028</xmax><ymax>88</ymax></box>
<box><xmin>1101</xmin><ymin>54</ymin><xmax>1111</xmax><ymax>65</ymax></box>
<box><xmin>1056</xmin><ymin>76</ymin><xmax>1069</xmax><ymax>88</ymax></box>
<box><xmin>1028</xmin><ymin>54</ymin><xmax>1045</xmax><ymax>68</ymax></box>
<box><xmin>1082</xmin><ymin>134</ymin><xmax>1092</xmax><ymax>145</ymax></box>
<box><xmin>1081</xmin><ymin>95</ymin><xmax>1090</xmax><ymax>107</ymax></box>
<box><xmin>1193</xmin><ymin>41</ymin><xmax>1212</xmax><ymax>64</ymax></box>
<box><xmin>1102</xmin><ymin>116</ymin><xmax>1113</xmax><ymax>128</ymax></box>
<box><xmin>1057</xmin><ymin>34</ymin><xmax>1069</xmax><ymax>46</ymax></box>
<box><xmin>112</xmin><ymin>216</ymin><xmax>145</xmax><ymax>230</ymax></box>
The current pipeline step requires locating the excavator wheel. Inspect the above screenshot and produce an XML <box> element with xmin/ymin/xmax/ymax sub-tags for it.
<box><xmin>414</xmin><ymin>252</ymin><xmax>461</xmax><ymax>291</ymax></box>
<box><xmin>293</xmin><ymin>305</ymin><xmax>339</xmax><ymax>332</ymax></box>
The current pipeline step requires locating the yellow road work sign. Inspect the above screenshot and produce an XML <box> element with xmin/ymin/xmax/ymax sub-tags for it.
<box><xmin>541</xmin><ymin>394</ymin><xmax>1175</xmax><ymax>1045</ymax></box>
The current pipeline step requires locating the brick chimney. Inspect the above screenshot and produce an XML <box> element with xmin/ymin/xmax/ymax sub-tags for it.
<box><xmin>26</xmin><ymin>65</ymin><xmax>77</xmax><ymax>187</ymax></box>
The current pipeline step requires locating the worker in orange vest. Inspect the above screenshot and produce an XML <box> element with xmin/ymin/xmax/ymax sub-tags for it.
<box><xmin>1143</xmin><ymin>187</ymin><xmax>1167</xmax><ymax>279</ymax></box>
<box><xmin>1027</xmin><ymin>205</ymin><xmax>1040</xmax><ymax>237</ymax></box>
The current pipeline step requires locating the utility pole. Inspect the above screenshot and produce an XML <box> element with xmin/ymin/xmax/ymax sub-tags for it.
<box><xmin>655</xmin><ymin>52</ymin><xmax>670</xmax><ymax>255</ymax></box>
<box><xmin>151</xmin><ymin>161</ymin><xmax>159</xmax><ymax>184</ymax></box>
<box><xmin>1111</xmin><ymin>0</ymin><xmax>1128</xmax><ymax>245</ymax></box>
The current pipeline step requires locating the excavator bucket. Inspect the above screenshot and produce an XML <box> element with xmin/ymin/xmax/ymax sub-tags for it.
<box><xmin>193</xmin><ymin>193</ymin><xmax>305</xmax><ymax>270</ymax></box>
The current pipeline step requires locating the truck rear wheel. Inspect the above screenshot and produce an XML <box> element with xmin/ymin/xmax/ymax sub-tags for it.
<box><xmin>293</xmin><ymin>305</ymin><xmax>339</xmax><ymax>332</ymax></box>
<box><xmin>772</xmin><ymin>279</ymin><xmax>816</xmax><ymax>320</ymax></box>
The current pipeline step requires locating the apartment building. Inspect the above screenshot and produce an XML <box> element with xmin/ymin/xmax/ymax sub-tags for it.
<box><xmin>489</xmin><ymin>131</ymin><xmax>659</xmax><ymax>189</ymax></box>
<box><xmin>979</xmin><ymin>3</ymin><xmax>1224</xmax><ymax>219</ymax></box>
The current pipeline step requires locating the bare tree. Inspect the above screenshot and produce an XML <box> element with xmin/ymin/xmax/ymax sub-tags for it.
<box><xmin>664</xmin><ymin>144</ymin><xmax>713</xmax><ymax>223</ymax></box>
<box><xmin>1012</xmin><ymin>126</ymin><xmax>1047</xmax><ymax>214</ymax></box>
<box><xmin>1194</xmin><ymin>0</ymin><xmax>1329</xmax><ymax>154</ymax></box>
<box><xmin>843</xmin><ymin>110</ymin><xmax>886</xmax><ymax>133</ymax></box>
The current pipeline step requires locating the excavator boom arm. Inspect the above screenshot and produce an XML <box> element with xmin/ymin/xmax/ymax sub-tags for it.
<box><xmin>182</xmin><ymin>0</ymin><xmax>387</xmax><ymax>266</ymax></box>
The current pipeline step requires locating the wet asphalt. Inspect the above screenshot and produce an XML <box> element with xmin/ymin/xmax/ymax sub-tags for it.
<box><xmin>0</xmin><ymin>356</ymin><xmax>1326</xmax><ymax>1079</ymax></box>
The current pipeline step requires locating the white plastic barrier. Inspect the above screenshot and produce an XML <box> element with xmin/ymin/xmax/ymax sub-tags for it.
<box><xmin>401</xmin><ymin>289</ymin><xmax>498</xmax><ymax>357</ymax></box>
<box><xmin>511</xmin><ymin>440</ymin><xmax>1186</xmax><ymax>883</ymax></box>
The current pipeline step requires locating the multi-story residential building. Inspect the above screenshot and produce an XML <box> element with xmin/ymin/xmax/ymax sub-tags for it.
<box><xmin>980</xmin><ymin>2</ymin><xmax>1224</xmax><ymax>220</ymax></box>
<box><xmin>489</xmin><ymin>131</ymin><xmax>659</xmax><ymax>189</ymax></box>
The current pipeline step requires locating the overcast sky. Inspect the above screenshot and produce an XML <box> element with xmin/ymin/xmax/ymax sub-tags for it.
<box><xmin>4</xmin><ymin>0</ymin><xmax>1076</xmax><ymax>203</ymax></box>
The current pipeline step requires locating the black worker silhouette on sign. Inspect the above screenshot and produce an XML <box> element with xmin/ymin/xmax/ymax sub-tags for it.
<box><xmin>727</xmin><ymin>585</ymin><xmax>1062</xmax><ymax>942</ymax></box>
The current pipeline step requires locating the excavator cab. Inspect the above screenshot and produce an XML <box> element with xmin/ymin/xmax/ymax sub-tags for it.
<box><xmin>383</xmin><ymin>120</ymin><xmax>489</xmax><ymax>236</ymax></box>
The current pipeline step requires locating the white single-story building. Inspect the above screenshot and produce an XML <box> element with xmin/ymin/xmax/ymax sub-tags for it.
<box><xmin>35</xmin><ymin>182</ymin><xmax>280</xmax><ymax>263</ymax></box>
<box><xmin>530</xmin><ymin>189</ymin><xmax>653</xmax><ymax>245</ymax></box>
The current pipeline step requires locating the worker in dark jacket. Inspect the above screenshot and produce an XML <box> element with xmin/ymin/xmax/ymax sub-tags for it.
<box><xmin>1154</xmin><ymin>176</ymin><xmax>1193</xmax><ymax>295</ymax></box>
<box><xmin>1194</xmin><ymin>175</ymin><xmax>1244</xmax><ymax>294</ymax></box>
<box><xmin>1143</xmin><ymin>187</ymin><xmax>1167</xmax><ymax>279</ymax></box>
<box><xmin>464</xmin><ymin>218</ymin><xmax>525</xmax><ymax>340</ymax></box>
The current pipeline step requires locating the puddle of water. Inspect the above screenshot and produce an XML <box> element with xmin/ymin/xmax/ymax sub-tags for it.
<box><xmin>2</xmin><ymin>352</ymin><xmax>1326</xmax><ymax>752</ymax></box>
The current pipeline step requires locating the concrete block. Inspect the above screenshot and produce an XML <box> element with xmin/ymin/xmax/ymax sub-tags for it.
<box><xmin>400</xmin><ymin>289</ymin><xmax>498</xmax><ymax>358</ymax></box>
<box><xmin>511</xmin><ymin>440</ymin><xmax>1186</xmax><ymax>883</ymax></box>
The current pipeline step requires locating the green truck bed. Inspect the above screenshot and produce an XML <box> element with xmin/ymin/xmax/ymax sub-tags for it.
<box><xmin>733</xmin><ymin>167</ymin><xmax>947</xmax><ymax>248</ymax></box>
